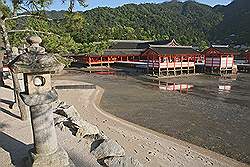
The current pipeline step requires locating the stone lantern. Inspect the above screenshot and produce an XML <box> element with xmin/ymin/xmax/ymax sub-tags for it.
<box><xmin>8</xmin><ymin>36</ymin><xmax>74</xmax><ymax>167</ymax></box>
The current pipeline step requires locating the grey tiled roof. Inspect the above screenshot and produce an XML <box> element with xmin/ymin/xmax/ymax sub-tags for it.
<box><xmin>213</xmin><ymin>47</ymin><xmax>238</xmax><ymax>54</ymax></box>
<box><xmin>109</xmin><ymin>39</ymin><xmax>175</xmax><ymax>49</ymax></box>
<box><xmin>103</xmin><ymin>49</ymin><xmax>145</xmax><ymax>56</ymax></box>
<box><xmin>149</xmin><ymin>47</ymin><xmax>200</xmax><ymax>55</ymax></box>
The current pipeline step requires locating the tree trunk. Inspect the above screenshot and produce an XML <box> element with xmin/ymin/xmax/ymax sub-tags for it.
<box><xmin>0</xmin><ymin>16</ymin><xmax>27</xmax><ymax>120</ymax></box>
<box><xmin>12</xmin><ymin>73</ymin><xmax>27</xmax><ymax>120</ymax></box>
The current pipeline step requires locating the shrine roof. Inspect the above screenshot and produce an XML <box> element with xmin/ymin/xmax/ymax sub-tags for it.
<box><xmin>203</xmin><ymin>46</ymin><xmax>239</xmax><ymax>55</ymax></box>
<box><xmin>148</xmin><ymin>46</ymin><xmax>200</xmax><ymax>55</ymax></box>
<box><xmin>103</xmin><ymin>49</ymin><xmax>145</xmax><ymax>56</ymax></box>
<box><xmin>109</xmin><ymin>39</ymin><xmax>179</xmax><ymax>49</ymax></box>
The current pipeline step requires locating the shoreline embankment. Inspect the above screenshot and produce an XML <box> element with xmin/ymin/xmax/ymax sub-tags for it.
<box><xmin>71</xmin><ymin>79</ymin><xmax>248</xmax><ymax>167</ymax></box>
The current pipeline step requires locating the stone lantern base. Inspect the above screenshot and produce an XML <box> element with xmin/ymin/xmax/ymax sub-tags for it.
<box><xmin>25</xmin><ymin>147</ymin><xmax>75</xmax><ymax>167</ymax></box>
<box><xmin>9</xmin><ymin>36</ymin><xmax>73</xmax><ymax>167</ymax></box>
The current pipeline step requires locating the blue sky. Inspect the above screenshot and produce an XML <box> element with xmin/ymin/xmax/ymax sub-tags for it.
<box><xmin>48</xmin><ymin>0</ymin><xmax>233</xmax><ymax>11</ymax></box>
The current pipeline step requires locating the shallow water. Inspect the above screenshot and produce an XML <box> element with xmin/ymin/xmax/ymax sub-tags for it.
<box><xmin>57</xmin><ymin>71</ymin><xmax>250</xmax><ymax>164</ymax></box>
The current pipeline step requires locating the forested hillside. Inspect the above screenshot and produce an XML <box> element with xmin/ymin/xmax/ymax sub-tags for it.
<box><xmin>8</xmin><ymin>0</ymin><xmax>250</xmax><ymax>54</ymax></box>
<box><xmin>82</xmin><ymin>1</ymin><xmax>223</xmax><ymax>47</ymax></box>
<box><xmin>212</xmin><ymin>0</ymin><xmax>250</xmax><ymax>45</ymax></box>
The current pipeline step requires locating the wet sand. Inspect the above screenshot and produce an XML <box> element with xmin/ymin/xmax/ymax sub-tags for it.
<box><xmin>55</xmin><ymin>71</ymin><xmax>250</xmax><ymax>164</ymax></box>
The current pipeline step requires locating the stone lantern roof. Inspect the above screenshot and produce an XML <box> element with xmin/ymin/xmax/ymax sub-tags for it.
<box><xmin>8</xmin><ymin>36</ymin><xmax>64</xmax><ymax>74</ymax></box>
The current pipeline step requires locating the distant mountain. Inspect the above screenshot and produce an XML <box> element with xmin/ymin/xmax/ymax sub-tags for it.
<box><xmin>212</xmin><ymin>0</ymin><xmax>250</xmax><ymax>45</ymax></box>
<box><xmin>46</xmin><ymin>10</ymin><xmax>66</xmax><ymax>20</ymax></box>
<box><xmin>82</xmin><ymin>1</ymin><xmax>222</xmax><ymax>46</ymax></box>
<box><xmin>46</xmin><ymin>0</ymin><xmax>250</xmax><ymax>46</ymax></box>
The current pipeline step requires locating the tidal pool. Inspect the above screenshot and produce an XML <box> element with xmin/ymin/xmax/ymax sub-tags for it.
<box><xmin>56</xmin><ymin>71</ymin><xmax>250</xmax><ymax>164</ymax></box>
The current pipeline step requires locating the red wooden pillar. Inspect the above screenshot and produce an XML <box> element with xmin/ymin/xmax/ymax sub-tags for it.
<box><xmin>232</xmin><ymin>54</ymin><xmax>234</xmax><ymax>65</ymax></box>
<box><xmin>89</xmin><ymin>57</ymin><xmax>92</xmax><ymax>67</ymax></box>
<box><xmin>101</xmin><ymin>56</ymin><xmax>103</xmax><ymax>66</ymax></box>
<box><xmin>152</xmin><ymin>54</ymin><xmax>155</xmax><ymax>75</ymax></box>
<box><xmin>211</xmin><ymin>55</ymin><xmax>214</xmax><ymax>74</ymax></box>
<box><xmin>219</xmin><ymin>54</ymin><xmax>222</xmax><ymax>75</ymax></box>
<box><xmin>174</xmin><ymin>55</ymin><xmax>176</xmax><ymax>76</ymax></box>
<box><xmin>158</xmin><ymin>56</ymin><xmax>161</xmax><ymax>76</ymax></box>
<box><xmin>108</xmin><ymin>56</ymin><xmax>110</xmax><ymax>68</ymax></box>
<box><xmin>89</xmin><ymin>56</ymin><xmax>92</xmax><ymax>73</ymax></box>
<box><xmin>193</xmin><ymin>55</ymin><xmax>196</xmax><ymax>74</ymax></box>
<box><xmin>147</xmin><ymin>54</ymin><xmax>149</xmax><ymax>74</ymax></box>
<box><xmin>167</xmin><ymin>56</ymin><xmax>169</xmax><ymax>76</ymax></box>
<box><xmin>181</xmin><ymin>55</ymin><xmax>183</xmax><ymax>75</ymax></box>
<box><xmin>204</xmin><ymin>54</ymin><xmax>206</xmax><ymax>68</ymax></box>
<box><xmin>226</xmin><ymin>54</ymin><xmax>228</xmax><ymax>74</ymax></box>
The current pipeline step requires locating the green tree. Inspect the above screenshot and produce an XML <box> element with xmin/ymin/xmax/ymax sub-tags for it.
<box><xmin>0</xmin><ymin>0</ymin><xmax>54</xmax><ymax>121</ymax></box>
<box><xmin>61</xmin><ymin>0</ymin><xmax>87</xmax><ymax>12</ymax></box>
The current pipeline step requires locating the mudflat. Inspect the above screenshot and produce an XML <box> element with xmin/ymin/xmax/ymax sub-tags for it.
<box><xmin>55</xmin><ymin>71</ymin><xmax>250</xmax><ymax>164</ymax></box>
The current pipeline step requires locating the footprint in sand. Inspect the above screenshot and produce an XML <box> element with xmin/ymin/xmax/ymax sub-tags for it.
<box><xmin>148</xmin><ymin>151</ymin><xmax>156</xmax><ymax>156</ymax></box>
<box><xmin>164</xmin><ymin>153</ymin><xmax>174</xmax><ymax>161</ymax></box>
<box><xmin>154</xmin><ymin>147</ymin><xmax>160</xmax><ymax>152</ymax></box>
<box><xmin>169</xmin><ymin>147</ymin><xmax>176</xmax><ymax>151</ymax></box>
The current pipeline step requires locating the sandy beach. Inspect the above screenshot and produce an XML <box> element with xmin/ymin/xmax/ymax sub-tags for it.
<box><xmin>0</xmin><ymin>77</ymin><xmax>249</xmax><ymax>167</ymax></box>
<box><xmin>54</xmin><ymin>70</ymin><xmax>250</xmax><ymax>164</ymax></box>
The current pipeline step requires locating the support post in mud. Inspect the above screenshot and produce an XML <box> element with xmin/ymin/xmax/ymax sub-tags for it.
<box><xmin>147</xmin><ymin>55</ymin><xmax>149</xmax><ymax>74</ymax></box>
<box><xmin>193</xmin><ymin>55</ymin><xmax>196</xmax><ymax>74</ymax></box>
<box><xmin>158</xmin><ymin>56</ymin><xmax>161</xmax><ymax>77</ymax></box>
<box><xmin>181</xmin><ymin>56</ymin><xmax>183</xmax><ymax>75</ymax></box>
<box><xmin>167</xmin><ymin>57</ymin><xmax>169</xmax><ymax>76</ymax></box>
<box><xmin>174</xmin><ymin>55</ymin><xmax>176</xmax><ymax>76</ymax></box>
<box><xmin>8</xmin><ymin>36</ymin><xmax>74</xmax><ymax>167</ymax></box>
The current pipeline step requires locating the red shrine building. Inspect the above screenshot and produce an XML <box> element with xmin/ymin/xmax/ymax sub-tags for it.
<box><xmin>66</xmin><ymin>39</ymin><xmax>203</xmax><ymax>77</ymax></box>
<box><xmin>140</xmin><ymin>45</ymin><xmax>201</xmax><ymax>76</ymax></box>
<box><xmin>203</xmin><ymin>45</ymin><xmax>239</xmax><ymax>75</ymax></box>
<box><xmin>71</xmin><ymin>40</ymin><xmax>148</xmax><ymax>67</ymax></box>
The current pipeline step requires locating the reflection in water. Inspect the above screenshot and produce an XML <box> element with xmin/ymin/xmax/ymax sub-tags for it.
<box><xmin>218</xmin><ymin>85</ymin><xmax>231</xmax><ymax>93</ymax></box>
<box><xmin>95</xmin><ymin>71</ymin><xmax>115</xmax><ymax>75</ymax></box>
<box><xmin>159</xmin><ymin>81</ymin><xmax>194</xmax><ymax>93</ymax></box>
<box><xmin>158</xmin><ymin>75</ymin><xmax>237</xmax><ymax>95</ymax></box>
<box><xmin>218</xmin><ymin>76</ymin><xmax>235</xmax><ymax>94</ymax></box>
<box><xmin>56</xmin><ymin>72</ymin><xmax>250</xmax><ymax>164</ymax></box>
